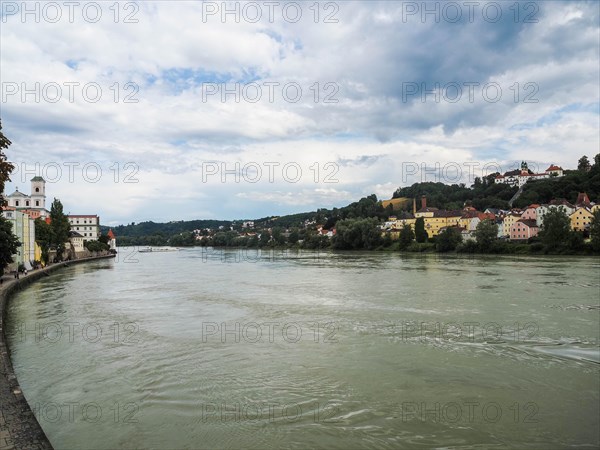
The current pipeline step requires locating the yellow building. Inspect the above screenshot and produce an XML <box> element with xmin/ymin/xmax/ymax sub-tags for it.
<box><xmin>570</xmin><ymin>207</ymin><xmax>594</xmax><ymax>232</ymax></box>
<box><xmin>422</xmin><ymin>211</ymin><xmax>462</xmax><ymax>237</ymax></box>
<box><xmin>414</xmin><ymin>207</ymin><xmax>437</xmax><ymax>219</ymax></box>
<box><xmin>395</xmin><ymin>216</ymin><xmax>416</xmax><ymax>230</ymax></box>
<box><xmin>503</xmin><ymin>213</ymin><xmax>521</xmax><ymax>233</ymax></box>
<box><xmin>591</xmin><ymin>204</ymin><xmax>600</xmax><ymax>214</ymax></box>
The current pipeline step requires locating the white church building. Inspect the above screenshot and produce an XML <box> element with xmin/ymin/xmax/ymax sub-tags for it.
<box><xmin>6</xmin><ymin>176</ymin><xmax>49</xmax><ymax>219</ymax></box>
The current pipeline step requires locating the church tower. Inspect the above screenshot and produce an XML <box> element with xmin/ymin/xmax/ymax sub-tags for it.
<box><xmin>520</xmin><ymin>161</ymin><xmax>529</xmax><ymax>175</ymax></box>
<box><xmin>30</xmin><ymin>176</ymin><xmax>46</xmax><ymax>210</ymax></box>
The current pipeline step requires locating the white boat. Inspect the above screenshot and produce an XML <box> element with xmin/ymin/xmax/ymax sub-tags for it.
<box><xmin>138</xmin><ymin>247</ymin><xmax>179</xmax><ymax>253</ymax></box>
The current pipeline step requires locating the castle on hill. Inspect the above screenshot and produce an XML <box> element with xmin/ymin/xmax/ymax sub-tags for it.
<box><xmin>494</xmin><ymin>161</ymin><xmax>564</xmax><ymax>187</ymax></box>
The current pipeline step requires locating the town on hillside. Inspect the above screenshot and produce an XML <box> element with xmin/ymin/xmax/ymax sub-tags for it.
<box><xmin>63</xmin><ymin>156</ymin><xmax>600</xmax><ymax>254</ymax></box>
<box><xmin>381</xmin><ymin>192</ymin><xmax>599</xmax><ymax>242</ymax></box>
<box><xmin>1</xmin><ymin>176</ymin><xmax>116</xmax><ymax>273</ymax></box>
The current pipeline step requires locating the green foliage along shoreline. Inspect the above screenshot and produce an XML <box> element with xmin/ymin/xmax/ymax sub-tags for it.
<box><xmin>105</xmin><ymin>155</ymin><xmax>600</xmax><ymax>256</ymax></box>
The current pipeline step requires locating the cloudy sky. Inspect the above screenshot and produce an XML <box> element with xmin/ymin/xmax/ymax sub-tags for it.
<box><xmin>1</xmin><ymin>1</ymin><xmax>598</xmax><ymax>225</ymax></box>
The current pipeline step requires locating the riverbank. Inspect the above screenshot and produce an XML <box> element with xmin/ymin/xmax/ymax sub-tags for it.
<box><xmin>0</xmin><ymin>254</ymin><xmax>116</xmax><ymax>450</ymax></box>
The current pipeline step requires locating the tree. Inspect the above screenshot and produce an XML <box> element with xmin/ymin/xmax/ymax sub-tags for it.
<box><xmin>0</xmin><ymin>120</ymin><xmax>14</xmax><ymax>206</ymax></box>
<box><xmin>577</xmin><ymin>155</ymin><xmax>591</xmax><ymax>172</ymax></box>
<box><xmin>272</xmin><ymin>227</ymin><xmax>286</xmax><ymax>245</ymax></box>
<box><xmin>437</xmin><ymin>227</ymin><xmax>462</xmax><ymax>252</ymax></box>
<box><xmin>475</xmin><ymin>219</ymin><xmax>498</xmax><ymax>251</ymax></box>
<box><xmin>288</xmin><ymin>228</ymin><xmax>299</xmax><ymax>245</ymax></box>
<box><xmin>35</xmin><ymin>218</ymin><xmax>53</xmax><ymax>264</ymax></box>
<box><xmin>332</xmin><ymin>218</ymin><xmax>382</xmax><ymax>250</ymax></box>
<box><xmin>169</xmin><ymin>231</ymin><xmax>195</xmax><ymax>247</ymax></box>
<box><xmin>85</xmin><ymin>240</ymin><xmax>109</xmax><ymax>252</ymax></box>
<box><xmin>49</xmin><ymin>199</ymin><xmax>71</xmax><ymax>261</ymax></box>
<box><xmin>0</xmin><ymin>120</ymin><xmax>20</xmax><ymax>273</ymax></box>
<box><xmin>398</xmin><ymin>224</ymin><xmax>414</xmax><ymax>250</ymax></box>
<box><xmin>539</xmin><ymin>208</ymin><xmax>571</xmax><ymax>251</ymax></box>
<box><xmin>590</xmin><ymin>211</ymin><xmax>600</xmax><ymax>252</ymax></box>
<box><xmin>0</xmin><ymin>219</ymin><xmax>20</xmax><ymax>272</ymax></box>
<box><xmin>414</xmin><ymin>217</ymin><xmax>428</xmax><ymax>243</ymax></box>
<box><xmin>259</xmin><ymin>230</ymin><xmax>271</xmax><ymax>247</ymax></box>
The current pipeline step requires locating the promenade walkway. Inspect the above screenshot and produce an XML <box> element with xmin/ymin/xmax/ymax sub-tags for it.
<box><xmin>0</xmin><ymin>254</ymin><xmax>115</xmax><ymax>450</ymax></box>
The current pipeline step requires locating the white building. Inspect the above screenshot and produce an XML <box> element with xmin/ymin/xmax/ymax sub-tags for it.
<box><xmin>6</xmin><ymin>176</ymin><xmax>49</xmax><ymax>219</ymax></box>
<box><xmin>536</xmin><ymin>202</ymin><xmax>576</xmax><ymax>228</ymax></box>
<box><xmin>68</xmin><ymin>215</ymin><xmax>100</xmax><ymax>242</ymax></box>
<box><xmin>69</xmin><ymin>231</ymin><xmax>85</xmax><ymax>252</ymax></box>
<box><xmin>495</xmin><ymin>162</ymin><xmax>564</xmax><ymax>187</ymax></box>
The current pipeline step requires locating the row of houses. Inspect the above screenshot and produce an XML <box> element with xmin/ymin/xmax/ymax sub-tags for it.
<box><xmin>383</xmin><ymin>193</ymin><xmax>599</xmax><ymax>242</ymax></box>
<box><xmin>2</xmin><ymin>176</ymin><xmax>114</xmax><ymax>271</ymax></box>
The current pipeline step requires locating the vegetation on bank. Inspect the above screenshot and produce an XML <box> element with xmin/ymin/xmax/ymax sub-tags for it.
<box><xmin>108</xmin><ymin>154</ymin><xmax>600</xmax><ymax>256</ymax></box>
<box><xmin>0</xmin><ymin>121</ymin><xmax>20</xmax><ymax>273</ymax></box>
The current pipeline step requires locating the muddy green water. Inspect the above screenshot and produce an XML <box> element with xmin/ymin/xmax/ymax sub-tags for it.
<box><xmin>6</xmin><ymin>249</ymin><xmax>600</xmax><ymax>449</ymax></box>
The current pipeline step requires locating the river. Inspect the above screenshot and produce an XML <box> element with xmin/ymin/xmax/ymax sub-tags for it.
<box><xmin>6</xmin><ymin>248</ymin><xmax>600</xmax><ymax>449</ymax></box>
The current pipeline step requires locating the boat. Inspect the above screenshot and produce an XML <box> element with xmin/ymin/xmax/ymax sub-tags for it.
<box><xmin>138</xmin><ymin>247</ymin><xmax>179</xmax><ymax>253</ymax></box>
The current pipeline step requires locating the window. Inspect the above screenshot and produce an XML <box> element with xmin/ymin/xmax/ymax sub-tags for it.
<box><xmin>26</xmin><ymin>201</ymin><xmax>29</xmax><ymax>206</ymax></box>
<box><xmin>35</xmin><ymin>201</ymin><xmax>39</xmax><ymax>206</ymax></box>
<box><xmin>15</xmin><ymin>201</ymin><xmax>19</xmax><ymax>206</ymax></box>
<box><xmin>35</xmin><ymin>187</ymin><xmax>39</xmax><ymax>192</ymax></box>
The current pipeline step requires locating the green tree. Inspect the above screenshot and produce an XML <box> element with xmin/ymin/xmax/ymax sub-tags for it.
<box><xmin>414</xmin><ymin>217</ymin><xmax>428</xmax><ymax>243</ymax></box>
<box><xmin>590</xmin><ymin>210</ymin><xmax>600</xmax><ymax>252</ymax></box>
<box><xmin>169</xmin><ymin>231</ymin><xmax>195</xmax><ymax>247</ymax></box>
<box><xmin>0</xmin><ymin>120</ymin><xmax>20</xmax><ymax>273</ymax></box>
<box><xmin>259</xmin><ymin>230</ymin><xmax>271</xmax><ymax>247</ymax></box>
<box><xmin>0</xmin><ymin>219</ymin><xmax>20</xmax><ymax>272</ymax></box>
<box><xmin>34</xmin><ymin>217</ymin><xmax>53</xmax><ymax>264</ymax></box>
<box><xmin>85</xmin><ymin>240</ymin><xmax>110</xmax><ymax>252</ymax></box>
<box><xmin>0</xmin><ymin>120</ymin><xmax>14</xmax><ymax>206</ymax></box>
<box><xmin>272</xmin><ymin>227</ymin><xmax>286</xmax><ymax>245</ymax></box>
<box><xmin>539</xmin><ymin>208</ymin><xmax>571</xmax><ymax>251</ymax></box>
<box><xmin>593</xmin><ymin>153</ymin><xmax>600</xmax><ymax>172</ymax></box>
<box><xmin>437</xmin><ymin>227</ymin><xmax>462</xmax><ymax>252</ymax></box>
<box><xmin>49</xmin><ymin>198</ymin><xmax>71</xmax><ymax>261</ymax></box>
<box><xmin>577</xmin><ymin>155</ymin><xmax>591</xmax><ymax>172</ymax></box>
<box><xmin>288</xmin><ymin>228</ymin><xmax>299</xmax><ymax>245</ymax></box>
<box><xmin>475</xmin><ymin>219</ymin><xmax>498</xmax><ymax>251</ymax></box>
<box><xmin>398</xmin><ymin>224</ymin><xmax>414</xmax><ymax>250</ymax></box>
<box><xmin>332</xmin><ymin>218</ymin><xmax>382</xmax><ymax>250</ymax></box>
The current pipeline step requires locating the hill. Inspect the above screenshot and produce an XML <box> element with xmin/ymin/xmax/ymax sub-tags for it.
<box><xmin>103</xmin><ymin>154</ymin><xmax>600</xmax><ymax>245</ymax></box>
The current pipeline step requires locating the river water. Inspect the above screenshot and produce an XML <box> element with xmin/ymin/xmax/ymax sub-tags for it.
<box><xmin>6</xmin><ymin>248</ymin><xmax>600</xmax><ymax>449</ymax></box>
